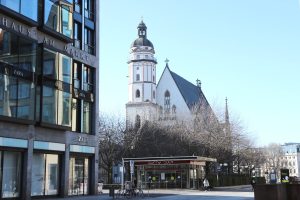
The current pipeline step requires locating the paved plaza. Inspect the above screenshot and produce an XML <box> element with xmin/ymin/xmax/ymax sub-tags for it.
<box><xmin>37</xmin><ymin>185</ymin><xmax>254</xmax><ymax>200</ymax></box>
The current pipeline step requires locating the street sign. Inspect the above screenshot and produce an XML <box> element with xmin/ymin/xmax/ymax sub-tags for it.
<box><xmin>280</xmin><ymin>169</ymin><xmax>289</xmax><ymax>183</ymax></box>
<box><xmin>130</xmin><ymin>160</ymin><xmax>134</xmax><ymax>174</ymax></box>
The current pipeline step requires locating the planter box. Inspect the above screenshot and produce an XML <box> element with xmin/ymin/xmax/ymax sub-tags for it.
<box><xmin>254</xmin><ymin>184</ymin><xmax>300</xmax><ymax>200</ymax></box>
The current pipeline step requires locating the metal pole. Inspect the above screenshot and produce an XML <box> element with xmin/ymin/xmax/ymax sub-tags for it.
<box><xmin>121</xmin><ymin>158</ymin><xmax>124</xmax><ymax>190</ymax></box>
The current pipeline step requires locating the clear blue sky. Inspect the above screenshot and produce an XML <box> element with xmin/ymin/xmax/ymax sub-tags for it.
<box><xmin>99</xmin><ymin>0</ymin><xmax>300</xmax><ymax>146</ymax></box>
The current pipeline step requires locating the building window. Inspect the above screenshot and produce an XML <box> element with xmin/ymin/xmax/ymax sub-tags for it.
<box><xmin>0</xmin><ymin>28</ymin><xmax>36</xmax><ymax>120</ymax></box>
<box><xmin>74</xmin><ymin>22</ymin><xmax>82</xmax><ymax>49</ymax></box>
<box><xmin>31</xmin><ymin>153</ymin><xmax>59</xmax><ymax>196</ymax></box>
<box><xmin>0</xmin><ymin>29</ymin><xmax>37</xmax><ymax>72</ymax></box>
<box><xmin>72</xmin><ymin>63</ymin><xmax>94</xmax><ymax>134</ymax></box>
<box><xmin>164</xmin><ymin>90</ymin><xmax>170</xmax><ymax>113</ymax></box>
<box><xmin>153</xmin><ymin>75</ymin><xmax>155</xmax><ymax>82</ymax></box>
<box><xmin>0</xmin><ymin>151</ymin><xmax>22</xmax><ymax>198</ymax></box>
<box><xmin>69</xmin><ymin>157</ymin><xmax>89</xmax><ymax>195</ymax></box>
<box><xmin>73</xmin><ymin>62</ymin><xmax>81</xmax><ymax>89</ymax></box>
<box><xmin>172</xmin><ymin>105</ymin><xmax>176</xmax><ymax>114</ymax></box>
<box><xmin>136</xmin><ymin>90</ymin><xmax>140</xmax><ymax>98</ymax></box>
<box><xmin>153</xmin><ymin>91</ymin><xmax>155</xmax><ymax>99</ymax></box>
<box><xmin>84</xmin><ymin>27</ymin><xmax>95</xmax><ymax>54</ymax></box>
<box><xmin>74</xmin><ymin>0</ymin><xmax>81</xmax><ymax>13</ymax></box>
<box><xmin>41</xmin><ymin>48</ymin><xmax>72</xmax><ymax>127</ymax></box>
<box><xmin>83</xmin><ymin>65</ymin><xmax>93</xmax><ymax>92</ymax></box>
<box><xmin>0</xmin><ymin>0</ymin><xmax>38</xmax><ymax>21</ymax></box>
<box><xmin>136</xmin><ymin>74</ymin><xmax>140</xmax><ymax>81</ymax></box>
<box><xmin>84</xmin><ymin>0</ymin><xmax>94</xmax><ymax>20</ymax></box>
<box><xmin>83</xmin><ymin>101</ymin><xmax>92</xmax><ymax>133</ymax></box>
<box><xmin>44</xmin><ymin>0</ymin><xmax>73</xmax><ymax>38</ymax></box>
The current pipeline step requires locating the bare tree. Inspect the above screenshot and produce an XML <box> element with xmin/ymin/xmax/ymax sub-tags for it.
<box><xmin>98</xmin><ymin>113</ymin><xmax>126</xmax><ymax>183</ymax></box>
<box><xmin>263</xmin><ymin>143</ymin><xmax>284</xmax><ymax>179</ymax></box>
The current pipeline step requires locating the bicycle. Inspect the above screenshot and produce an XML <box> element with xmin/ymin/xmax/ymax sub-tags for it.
<box><xmin>124</xmin><ymin>188</ymin><xmax>135</xmax><ymax>199</ymax></box>
<box><xmin>136</xmin><ymin>187</ymin><xmax>144</xmax><ymax>198</ymax></box>
<box><xmin>115</xmin><ymin>188</ymin><xmax>125</xmax><ymax>199</ymax></box>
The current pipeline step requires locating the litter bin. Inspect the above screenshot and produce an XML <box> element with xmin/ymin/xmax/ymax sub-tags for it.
<box><xmin>109</xmin><ymin>188</ymin><xmax>115</xmax><ymax>197</ymax></box>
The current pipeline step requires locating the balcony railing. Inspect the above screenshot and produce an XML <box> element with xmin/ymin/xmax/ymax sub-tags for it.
<box><xmin>128</xmin><ymin>55</ymin><xmax>157</xmax><ymax>63</ymax></box>
<box><xmin>84</xmin><ymin>44</ymin><xmax>94</xmax><ymax>55</ymax></box>
<box><xmin>83</xmin><ymin>82</ymin><xmax>93</xmax><ymax>92</ymax></box>
<box><xmin>73</xmin><ymin>39</ymin><xmax>81</xmax><ymax>49</ymax></box>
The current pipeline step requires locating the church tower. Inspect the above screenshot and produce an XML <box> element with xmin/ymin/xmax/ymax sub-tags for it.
<box><xmin>126</xmin><ymin>20</ymin><xmax>158</xmax><ymax>128</ymax></box>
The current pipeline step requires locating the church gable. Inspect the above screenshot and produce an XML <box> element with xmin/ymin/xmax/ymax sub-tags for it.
<box><xmin>156</xmin><ymin>66</ymin><xmax>192</xmax><ymax>120</ymax></box>
<box><xmin>157</xmin><ymin>64</ymin><xmax>216</xmax><ymax>123</ymax></box>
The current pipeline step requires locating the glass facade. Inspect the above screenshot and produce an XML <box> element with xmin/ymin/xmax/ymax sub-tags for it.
<box><xmin>0</xmin><ymin>26</ymin><xmax>94</xmax><ymax>131</ymax></box>
<box><xmin>0</xmin><ymin>28</ymin><xmax>36</xmax><ymax>120</ymax></box>
<box><xmin>84</xmin><ymin>27</ymin><xmax>94</xmax><ymax>55</ymax></box>
<box><xmin>0</xmin><ymin>0</ymin><xmax>98</xmax><ymax>198</ymax></box>
<box><xmin>69</xmin><ymin>157</ymin><xmax>89</xmax><ymax>195</ymax></box>
<box><xmin>0</xmin><ymin>0</ymin><xmax>38</xmax><ymax>21</ymax></box>
<box><xmin>74</xmin><ymin>22</ymin><xmax>82</xmax><ymax>48</ymax></box>
<box><xmin>84</xmin><ymin>0</ymin><xmax>94</xmax><ymax>20</ymax></box>
<box><xmin>41</xmin><ymin>48</ymin><xmax>72</xmax><ymax>127</ymax></box>
<box><xmin>44</xmin><ymin>0</ymin><xmax>73</xmax><ymax>38</ymax></box>
<box><xmin>31</xmin><ymin>153</ymin><xmax>59</xmax><ymax>196</ymax></box>
<box><xmin>71</xmin><ymin>63</ymin><xmax>93</xmax><ymax>133</ymax></box>
<box><xmin>0</xmin><ymin>151</ymin><xmax>22</xmax><ymax>198</ymax></box>
<box><xmin>74</xmin><ymin>0</ymin><xmax>81</xmax><ymax>14</ymax></box>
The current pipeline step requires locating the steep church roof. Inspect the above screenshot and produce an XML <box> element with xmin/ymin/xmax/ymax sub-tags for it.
<box><xmin>168</xmin><ymin>67</ymin><xmax>210</xmax><ymax>110</ymax></box>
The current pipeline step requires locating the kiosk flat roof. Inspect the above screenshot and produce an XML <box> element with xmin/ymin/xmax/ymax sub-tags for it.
<box><xmin>123</xmin><ymin>156</ymin><xmax>217</xmax><ymax>163</ymax></box>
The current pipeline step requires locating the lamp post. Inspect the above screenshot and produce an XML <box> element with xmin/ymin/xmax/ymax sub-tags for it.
<box><xmin>251</xmin><ymin>165</ymin><xmax>255</xmax><ymax>177</ymax></box>
<box><xmin>223</xmin><ymin>163</ymin><xmax>228</xmax><ymax>175</ymax></box>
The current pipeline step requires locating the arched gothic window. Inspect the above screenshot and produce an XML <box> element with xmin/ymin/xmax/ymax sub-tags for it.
<box><xmin>172</xmin><ymin>105</ymin><xmax>176</xmax><ymax>114</ymax></box>
<box><xmin>135</xmin><ymin>115</ymin><xmax>141</xmax><ymax>129</ymax></box>
<box><xmin>136</xmin><ymin>90</ymin><xmax>140</xmax><ymax>98</ymax></box>
<box><xmin>164</xmin><ymin>90</ymin><xmax>170</xmax><ymax>113</ymax></box>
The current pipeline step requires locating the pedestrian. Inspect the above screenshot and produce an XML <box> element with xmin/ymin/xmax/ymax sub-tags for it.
<box><xmin>250</xmin><ymin>178</ymin><xmax>256</xmax><ymax>191</ymax></box>
<box><xmin>148</xmin><ymin>176</ymin><xmax>152</xmax><ymax>189</ymax></box>
<box><xmin>203</xmin><ymin>178</ymin><xmax>210</xmax><ymax>191</ymax></box>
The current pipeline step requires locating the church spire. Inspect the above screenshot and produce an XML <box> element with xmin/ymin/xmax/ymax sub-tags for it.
<box><xmin>225</xmin><ymin>97</ymin><xmax>229</xmax><ymax>124</ymax></box>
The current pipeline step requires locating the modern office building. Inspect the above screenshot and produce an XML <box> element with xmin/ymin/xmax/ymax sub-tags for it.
<box><xmin>0</xmin><ymin>0</ymin><xmax>99</xmax><ymax>199</ymax></box>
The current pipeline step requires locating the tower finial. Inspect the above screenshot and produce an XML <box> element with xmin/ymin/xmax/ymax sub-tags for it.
<box><xmin>225</xmin><ymin>97</ymin><xmax>229</xmax><ymax>124</ymax></box>
<box><xmin>165</xmin><ymin>58</ymin><xmax>169</xmax><ymax>67</ymax></box>
<box><xmin>137</xmin><ymin>20</ymin><xmax>147</xmax><ymax>38</ymax></box>
<box><xmin>196</xmin><ymin>79</ymin><xmax>201</xmax><ymax>88</ymax></box>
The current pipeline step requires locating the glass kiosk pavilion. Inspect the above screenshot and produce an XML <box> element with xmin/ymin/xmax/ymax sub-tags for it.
<box><xmin>123</xmin><ymin>156</ymin><xmax>217</xmax><ymax>189</ymax></box>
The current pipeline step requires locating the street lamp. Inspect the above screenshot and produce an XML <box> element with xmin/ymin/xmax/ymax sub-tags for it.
<box><xmin>223</xmin><ymin>163</ymin><xmax>228</xmax><ymax>175</ymax></box>
<box><xmin>250</xmin><ymin>165</ymin><xmax>255</xmax><ymax>177</ymax></box>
